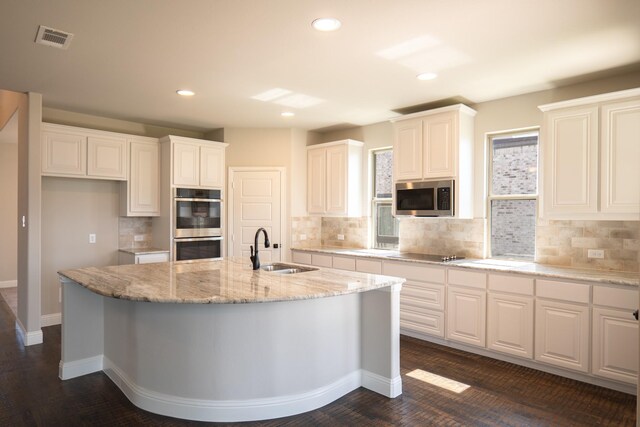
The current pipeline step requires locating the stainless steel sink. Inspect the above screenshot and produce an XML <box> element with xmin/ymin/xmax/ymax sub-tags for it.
<box><xmin>261</xmin><ymin>263</ymin><xmax>318</xmax><ymax>274</ymax></box>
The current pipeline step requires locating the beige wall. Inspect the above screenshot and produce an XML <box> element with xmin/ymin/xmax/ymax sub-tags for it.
<box><xmin>42</xmin><ymin>107</ymin><xmax>206</xmax><ymax>139</ymax></box>
<box><xmin>0</xmin><ymin>113</ymin><xmax>18</xmax><ymax>283</ymax></box>
<box><xmin>41</xmin><ymin>178</ymin><xmax>120</xmax><ymax>316</ymax></box>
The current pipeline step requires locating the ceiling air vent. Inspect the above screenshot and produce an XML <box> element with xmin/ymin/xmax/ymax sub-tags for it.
<box><xmin>35</xmin><ymin>25</ymin><xmax>74</xmax><ymax>49</ymax></box>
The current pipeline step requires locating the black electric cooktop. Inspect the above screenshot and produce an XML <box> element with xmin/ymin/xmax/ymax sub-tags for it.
<box><xmin>388</xmin><ymin>253</ymin><xmax>464</xmax><ymax>262</ymax></box>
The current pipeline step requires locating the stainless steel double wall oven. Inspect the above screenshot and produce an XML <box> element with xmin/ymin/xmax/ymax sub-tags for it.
<box><xmin>174</xmin><ymin>188</ymin><xmax>223</xmax><ymax>261</ymax></box>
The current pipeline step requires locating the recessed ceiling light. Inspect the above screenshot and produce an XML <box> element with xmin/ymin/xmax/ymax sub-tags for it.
<box><xmin>281</xmin><ymin>112</ymin><xmax>295</xmax><ymax>117</ymax></box>
<box><xmin>417</xmin><ymin>72</ymin><xmax>438</xmax><ymax>81</ymax></box>
<box><xmin>312</xmin><ymin>18</ymin><xmax>341</xmax><ymax>32</ymax></box>
<box><xmin>176</xmin><ymin>89</ymin><xmax>195</xmax><ymax>96</ymax></box>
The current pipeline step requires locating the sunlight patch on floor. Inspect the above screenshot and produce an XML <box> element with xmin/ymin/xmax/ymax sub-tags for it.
<box><xmin>406</xmin><ymin>369</ymin><xmax>471</xmax><ymax>393</ymax></box>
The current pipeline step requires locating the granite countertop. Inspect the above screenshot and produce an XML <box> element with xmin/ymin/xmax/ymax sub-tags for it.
<box><xmin>291</xmin><ymin>247</ymin><xmax>639</xmax><ymax>287</ymax></box>
<box><xmin>118</xmin><ymin>247</ymin><xmax>170</xmax><ymax>255</ymax></box>
<box><xmin>58</xmin><ymin>257</ymin><xmax>405</xmax><ymax>304</ymax></box>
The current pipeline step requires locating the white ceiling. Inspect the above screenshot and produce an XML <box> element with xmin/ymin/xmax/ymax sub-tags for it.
<box><xmin>1</xmin><ymin>0</ymin><xmax>639</xmax><ymax>132</ymax></box>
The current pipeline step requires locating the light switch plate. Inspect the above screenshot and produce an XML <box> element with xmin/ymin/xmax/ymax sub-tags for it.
<box><xmin>337</xmin><ymin>234</ymin><xmax>345</xmax><ymax>241</ymax></box>
<box><xmin>89</xmin><ymin>233</ymin><xmax>96</xmax><ymax>244</ymax></box>
<box><xmin>134</xmin><ymin>235</ymin><xmax>144</xmax><ymax>242</ymax></box>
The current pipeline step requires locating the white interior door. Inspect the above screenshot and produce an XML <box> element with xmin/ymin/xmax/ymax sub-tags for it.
<box><xmin>229</xmin><ymin>169</ymin><xmax>283</xmax><ymax>264</ymax></box>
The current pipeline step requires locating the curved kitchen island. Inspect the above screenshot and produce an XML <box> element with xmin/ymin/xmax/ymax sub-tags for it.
<box><xmin>58</xmin><ymin>258</ymin><xmax>404</xmax><ymax>422</ymax></box>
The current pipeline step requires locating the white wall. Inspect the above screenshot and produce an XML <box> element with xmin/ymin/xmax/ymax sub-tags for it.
<box><xmin>41</xmin><ymin>178</ymin><xmax>120</xmax><ymax>316</ymax></box>
<box><xmin>0</xmin><ymin>112</ymin><xmax>18</xmax><ymax>284</ymax></box>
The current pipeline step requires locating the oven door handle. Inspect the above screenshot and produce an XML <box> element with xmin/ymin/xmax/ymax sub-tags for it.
<box><xmin>175</xmin><ymin>198</ymin><xmax>222</xmax><ymax>202</ymax></box>
<box><xmin>174</xmin><ymin>236</ymin><xmax>223</xmax><ymax>242</ymax></box>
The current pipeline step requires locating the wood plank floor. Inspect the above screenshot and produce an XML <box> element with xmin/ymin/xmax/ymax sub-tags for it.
<box><xmin>0</xmin><ymin>297</ymin><xmax>635</xmax><ymax>426</ymax></box>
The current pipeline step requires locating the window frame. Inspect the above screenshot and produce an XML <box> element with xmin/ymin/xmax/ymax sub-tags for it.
<box><xmin>486</xmin><ymin>128</ymin><xmax>540</xmax><ymax>260</ymax></box>
<box><xmin>371</xmin><ymin>147</ymin><xmax>398</xmax><ymax>249</ymax></box>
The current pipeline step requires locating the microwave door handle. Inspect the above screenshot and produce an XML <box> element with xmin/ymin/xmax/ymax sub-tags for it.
<box><xmin>175</xmin><ymin>198</ymin><xmax>222</xmax><ymax>202</ymax></box>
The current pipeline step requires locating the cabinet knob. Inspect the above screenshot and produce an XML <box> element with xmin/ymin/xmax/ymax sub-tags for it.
<box><xmin>633</xmin><ymin>310</ymin><xmax>638</xmax><ymax>320</ymax></box>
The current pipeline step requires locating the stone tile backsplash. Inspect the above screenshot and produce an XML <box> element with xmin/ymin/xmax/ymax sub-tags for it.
<box><xmin>290</xmin><ymin>216</ymin><xmax>322</xmax><ymax>248</ymax></box>
<box><xmin>118</xmin><ymin>217</ymin><xmax>153</xmax><ymax>249</ymax></box>
<box><xmin>536</xmin><ymin>219</ymin><xmax>639</xmax><ymax>272</ymax></box>
<box><xmin>399</xmin><ymin>218</ymin><xmax>486</xmax><ymax>259</ymax></box>
<box><xmin>321</xmin><ymin>217</ymin><xmax>369</xmax><ymax>248</ymax></box>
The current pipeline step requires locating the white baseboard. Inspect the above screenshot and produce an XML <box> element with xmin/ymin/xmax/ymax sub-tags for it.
<box><xmin>15</xmin><ymin>318</ymin><xmax>43</xmax><ymax>346</ymax></box>
<box><xmin>41</xmin><ymin>312</ymin><xmax>62</xmax><ymax>327</ymax></box>
<box><xmin>103</xmin><ymin>356</ymin><xmax>362</xmax><ymax>422</ymax></box>
<box><xmin>361</xmin><ymin>370</ymin><xmax>403</xmax><ymax>398</ymax></box>
<box><xmin>59</xmin><ymin>355</ymin><xmax>104</xmax><ymax>380</ymax></box>
<box><xmin>0</xmin><ymin>280</ymin><xmax>17</xmax><ymax>289</ymax></box>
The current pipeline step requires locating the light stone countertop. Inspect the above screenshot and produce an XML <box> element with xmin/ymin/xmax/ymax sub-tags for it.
<box><xmin>118</xmin><ymin>247</ymin><xmax>170</xmax><ymax>255</ymax></box>
<box><xmin>291</xmin><ymin>247</ymin><xmax>639</xmax><ymax>287</ymax></box>
<box><xmin>58</xmin><ymin>257</ymin><xmax>405</xmax><ymax>304</ymax></box>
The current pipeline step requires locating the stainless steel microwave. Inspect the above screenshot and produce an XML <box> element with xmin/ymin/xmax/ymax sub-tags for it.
<box><xmin>395</xmin><ymin>179</ymin><xmax>454</xmax><ymax>217</ymax></box>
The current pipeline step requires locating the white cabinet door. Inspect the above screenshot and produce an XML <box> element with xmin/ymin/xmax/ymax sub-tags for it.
<box><xmin>543</xmin><ymin>105</ymin><xmax>599</xmax><ymax>216</ymax></box>
<box><xmin>535</xmin><ymin>299</ymin><xmax>589</xmax><ymax>373</ymax></box>
<box><xmin>42</xmin><ymin>131</ymin><xmax>86</xmax><ymax>176</ymax></box>
<box><xmin>87</xmin><ymin>135</ymin><xmax>127</xmax><ymax>180</ymax></box>
<box><xmin>307</xmin><ymin>147</ymin><xmax>326</xmax><ymax>214</ymax></box>
<box><xmin>325</xmin><ymin>144</ymin><xmax>348</xmax><ymax>214</ymax></box>
<box><xmin>487</xmin><ymin>293</ymin><xmax>533</xmax><ymax>359</ymax></box>
<box><xmin>446</xmin><ymin>286</ymin><xmax>486</xmax><ymax>347</ymax></box>
<box><xmin>592</xmin><ymin>307</ymin><xmax>638</xmax><ymax>385</ymax></box>
<box><xmin>136</xmin><ymin>253</ymin><xmax>170</xmax><ymax>264</ymax></box>
<box><xmin>393</xmin><ymin>119</ymin><xmax>423</xmax><ymax>181</ymax></box>
<box><xmin>600</xmin><ymin>98</ymin><xmax>640</xmax><ymax>214</ymax></box>
<box><xmin>423</xmin><ymin>112</ymin><xmax>456</xmax><ymax>178</ymax></box>
<box><xmin>200</xmin><ymin>145</ymin><xmax>225</xmax><ymax>188</ymax></box>
<box><xmin>127</xmin><ymin>140</ymin><xmax>160</xmax><ymax>215</ymax></box>
<box><xmin>173</xmin><ymin>142</ymin><xmax>199</xmax><ymax>186</ymax></box>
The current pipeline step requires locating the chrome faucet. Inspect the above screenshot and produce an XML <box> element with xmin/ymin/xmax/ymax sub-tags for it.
<box><xmin>250</xmin><ymin>227</ymin><xmax>270</xmax><ymax>270</ymax></box>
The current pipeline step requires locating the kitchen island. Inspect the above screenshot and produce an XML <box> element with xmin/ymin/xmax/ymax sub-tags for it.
<box><xmin>58</xmin><ymin>258</ymin><xmax>404</xmax><ymax>422</ymax></box>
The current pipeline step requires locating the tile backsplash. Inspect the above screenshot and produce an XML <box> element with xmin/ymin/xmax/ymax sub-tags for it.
<box><xmin>293</xmin><ymin>215</ymin><xmax>639</xmax><ymax>273</ymax></box>
<box><xmin>399</xmin><ymin>218</ymin><xmax>486</xmax><ymax>259</ymax></box>
<box><xmin>321</xmin><ymin>217</ymin><xmax>369</xmax><ymax>248</ymax></box>
<box><xmin>118</xmin><ymin>217</ymin><xmax>153</xmax><ymax>249</ymax></box>
<box><xmin>536</xmin><ymin>219</ymin><xmax>639</xmax><ymax>272</ymax></box>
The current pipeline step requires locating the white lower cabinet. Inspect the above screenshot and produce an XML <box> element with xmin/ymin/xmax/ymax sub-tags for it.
<box><xmin>118</xmin><ymin>251</ymin><xmax>170</xmax><ymax>265</ymax></box>
<box><xmin>535</xmin><ymin>299</ymin><xmax>590</xmax><ymax>373</ymax></box>
<box><xmin>592</xmin><ymin>286</ymin><xmax>639</xmax><ymax>385</ymax></box>
<box><xmin>487</xmin><ymin>293</ymin><xmax>533</xmax><ymax>359</ymax></box>
<box><xmin>446</xmin><ymin>286</ymin><xmax>486</xmax><ymax>347</ymax></box>
<box><xmin>311</xmin><ymin>253</ymin><xmax>333</xmax><ymax>268</ymax></box>
<box><xmin>291</xmin><ymin>250</ymin><xmax>312</xmax><ymax>265</ymax></box>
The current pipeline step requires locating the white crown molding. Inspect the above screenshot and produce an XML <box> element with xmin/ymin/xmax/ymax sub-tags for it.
<box><xmin>538</xmin><ymin>87</ymin><xmax>640</xmax><ymax>111</ymax></box>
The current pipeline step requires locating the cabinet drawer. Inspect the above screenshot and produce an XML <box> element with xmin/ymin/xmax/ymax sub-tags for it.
<box><xmin>448</xmin><ymin>268</ymin><xmax>487</xmax><ymax>289</ymax></box>
<box><xmin>356</xmin><ymin>259</ymin><xmax>382</xmax><ymax>274</ymax></box>
<box><xmin>400</xmin><ymin>307</ymin><xmax>445</xmax><ymax>338</ymax></box>
<box><xmin>332</xmin><ymin>256</ymin><xmax>355</xmax><ymax>271</ymax></box>
<box><xmin>312</xmin><ymin>254</ymin><xmax>333</xmax><ymax>268</ymax></box>
<box><xmin>488</xmin><ymin>274</ymin><xmax>534</xmax><ymax>296</ymax></box>
<box><xmin>136</xmin><ymin>253</ymin><xmax>169</xmax><ymax>264</ymax></box>
<box><xmin>536</xmin><ymin>279</ymin><xmax>590</xmax><ymax>304</ymax></box>
<box><xmin>593</xmin><ymin>286</ymin><xmax>637</xmax><ymax>310</ymax></box>
<box><xmin>383</xmin><ymin>261</ymin><xmax>445</xmax><ymax>284</ymax></box>
<box><xmin>291</xmin><ymin>251</ymin><xmax>312</xmax><ymax>265</ymax></box>
<box><xmin>401</xmin><ymin>281</ymin><xmax>445</xmax><ymax>311</ymax></box>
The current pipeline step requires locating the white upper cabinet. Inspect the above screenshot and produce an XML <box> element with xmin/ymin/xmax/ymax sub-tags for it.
<box><xmin>42</xmin><ymin>123</ymin><xmax>127</xmax><ymax>180</ymax></box>
<box><xmin>393</xmin><ymin>119</ymin><xmax>423</xmax><ymax>181</ymax></box>
<box><xmin>423</xmin><ymin>112</ymin><xmax>456</xmax><ymax>178</ymax></box>
<box><xmin>307</xmin><ymin>139</ymin><xmax>363</xmax><ymax>217</ymax></box>
<box><xmin>121</xmin><ymin>137</ymin><xmax>160</xmax><ymax>217</ymax></box>
<box><xmin>162</xmin><ymin>136</ymin><xmax>228</xmax><ymax>189</ymax></box>
<box><xmin>539</xmin><ymin>88</ymin><xmax>640</xmax><ymax>220</ymax></box>
<box><xmin>600</xmin><ymin>98</ymin><xmax>640</xmax><ymax>214</ymax></box>
<box><xmin>391</xmin><ymin>104</ymin><xmax>476</xmax><ymax>218</ymax></box>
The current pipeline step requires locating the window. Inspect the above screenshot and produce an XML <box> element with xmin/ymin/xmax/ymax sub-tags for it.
<box><xmin>372</xmin><ymin>148</ymin><xmax>399</xmax><ymax>249</ymax></box>
<box><xmin>488</xmin><ymin>130</ymin><xmax>539</xmax><ymax>260</ymax></box>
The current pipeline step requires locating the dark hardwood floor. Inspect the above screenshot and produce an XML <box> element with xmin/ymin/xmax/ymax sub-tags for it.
<box><xmin>0</xmin><ymin>297</ymin><xmax>635</xmax><ymax>426</ymax></box>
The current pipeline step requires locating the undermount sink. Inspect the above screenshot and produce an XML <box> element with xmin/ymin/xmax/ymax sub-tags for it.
<box><xmin>261</xmin><ymin>263</ymin><xmax>318</xmax><ymax>274</ymax></box>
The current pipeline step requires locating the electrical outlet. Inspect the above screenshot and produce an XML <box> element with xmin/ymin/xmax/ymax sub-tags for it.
<box><xmin>299</xmin><ymin>234</ymin><xmax>307</xmax><ymax>241</ymax></box>
<box><xmin>337</xmin><ymin>234</ymin><xmax>345</xmax><ymax>241</ymax></box>
<box><xmin>134</xmin><ymin>235</ymin><xmax>144</xmax><ymax>242</ymax></box>
<box><xmin>89</xmin><ymin>233</ymin><xmax>96</xmax><ymax>244</ymax></box>
<box><xmin>588</xmin><ymin>249</ymin><xmax>604</xmax><ymax>259</ymax></box>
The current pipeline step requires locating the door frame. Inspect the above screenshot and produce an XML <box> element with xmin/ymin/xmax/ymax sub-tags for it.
<box><xmin>227</xmin><ymin>167</ymin><xmax>287</xmax><ymax>260</ymax></box>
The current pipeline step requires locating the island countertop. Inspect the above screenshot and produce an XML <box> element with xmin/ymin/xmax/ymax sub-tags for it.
<box><xmin>58</xmin><ymin>257</ymin><xmax>405</xmax><ymax>304</ymax></box>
